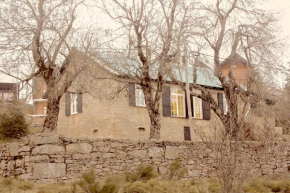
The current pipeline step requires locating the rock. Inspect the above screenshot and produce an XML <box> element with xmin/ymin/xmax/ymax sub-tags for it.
<box><xmin>30</xmin><ymin>155</ymin><xmax>49</xmax><ymax>161</ymax></box>
<box><xmin>33</xmin><ymin>163</ymin><xmax>65</xmax><ymax>179</ymax></box>
<box><xmin>0</xmin><ymin>160</ymin><xmax>6</xmax><ymax>170</ymax></box>
<box><xmin>165</xmin><ymin>146</ymin><xmax>179</xmax><ymax>159</ymax></box>
<box><xmin>66</xmin><ymin>143</ymin><xmax>92</xmax><ymax>154</ymax></box>
<box><xmin>188</xmin><ymin>170</ymin><xmax>200</xmax><ymax>177</ymax></box>
<box><xmin>9</xmin><ymin>143</ymin><xmax>18</xmax><ymax>156</ymax></box>
<box><xmin>149</xmin><ymin>147</ymin><xmax>163</xmax><ymax>158</ymax></box>
<box><xmin>29</xmin><ymin>134</ymin><xmax>59</xmax><ymax>145</ymax></box>
<box><xmin>103</xmin><ymin>153</ymin><xmax>115</xmax><ymax>159</ymax></box>
<box><xmin>19</xmin><ymin>146</ymin><xmax>30</xmax><ymax>152</ymax></box>
<box><xmin>158</xmin><ymin>166</ymin><xmax>167</xmax><ymax>175</ymax></box>
<box><xmin>72</xmin><ymin>154</ymin><xmax>90</xmax><ymax>159</ymax></box>
<box><xmin>32</xmin><ymin>145</ymin><xmax>65</xmax><ymax>155</ymax></box>
<box><xmin>129</xmin><ymin>150</ymin><xmax>147</xmax><ymax>158</ymax></box>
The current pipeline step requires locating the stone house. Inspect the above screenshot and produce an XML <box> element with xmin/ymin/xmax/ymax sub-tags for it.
<box><xmin>31</xmin><ymin>76</ymin><xmax>48</xmax><ymax>116</ymax></box>
<box><xmin>32</xmin><ymin>52</ymin><xmax>276</xmax><ymax>141</ymax></box>
<box><xmin>56</xmin><ymin>60</ymin><xmax>233</xmax><ymax>141</ymax></box>
<box><xmin>0</xmin><ymin>82</ymin><xmax>19</xmax><ymax>102</ymax></box>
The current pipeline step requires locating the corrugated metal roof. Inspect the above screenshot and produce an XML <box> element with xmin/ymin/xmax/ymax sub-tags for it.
<box><xmin>98</xmin><ymin>54</ymin><xmax>222</xmax><ymax>89</ymax></box>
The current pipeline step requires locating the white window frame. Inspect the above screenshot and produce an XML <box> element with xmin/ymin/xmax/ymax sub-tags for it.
<box><xmin>71</xmin><ymin>94</ymin><xmax>78</xmax><ymax>115</ymax></box>
<box><xmin>223</xmin><ymin>93</ymin><xmax>228</xmax><ymax>114</ymax></box>
<box><xmin>170</xmin><ymin>88</ymin><xmax>186</xmax><ymax>117</ymax></box>
<box><xmin>135</xmin><ymin>85</ymin><xmax>146</xmax><ymax>107</ymax></box>
<box><xmin>192</xmin><ymin>96</ymin><xmax>203</xmax><ymax>119</ymax></box>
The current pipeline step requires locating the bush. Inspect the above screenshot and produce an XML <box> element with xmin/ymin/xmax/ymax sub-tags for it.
<box><xmin>0</xmin><ymin>107</ymin><xmax>28</xmax><ymax>139</ymax></box>
<box><xmin>125</xmin><ymin>165</ymin><xmax>157</xmax><ymax>182</ymax></box>
<box><xmin>168</xmin><ymin>158</ymin><xmax>187</xmax><ymax>180</ymax></box>
<box><xmin>77</xmin><ymin>169</ymin><xmax>119</xmax><ymax>193</ymax></box>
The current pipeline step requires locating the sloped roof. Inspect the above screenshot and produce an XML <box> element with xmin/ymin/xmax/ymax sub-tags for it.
<box><xmin>0</xmin><ymin>82</ymin><xmax>17</xmax><ymax>91</ymax></box>
<box><xmin>96</xmin><ymin>54</ymin><xmax>222</xmax><ymax>89</ymax></box>
<box><xmin>220</xmin><ymin>53</ymin><xmax>247</xmax><ymax>66</ymax></box>
<box><xmin>169</xmin><ymin>67</ymin><xmax>222</xmax><ymax>88</ymax></box>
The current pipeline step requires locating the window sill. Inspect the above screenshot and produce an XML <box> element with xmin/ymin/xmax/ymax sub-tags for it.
<box><xmin>71</xmin><ymin>112</ymin><xmax>78</xmax><ymax>115</ymax></box>
<box><xmin>170</xmin><ymin>116</ymin><xmax>187</xmax><ymax>119</ymax></box>
<box><xmin>136</xmin><ymin>105</ymin><xmax>146</xmax><ymax>108</ymax></box>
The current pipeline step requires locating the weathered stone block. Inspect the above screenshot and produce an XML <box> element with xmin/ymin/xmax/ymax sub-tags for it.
<box><xmin>0</xmin><ymin>160</ymin><xmax>6</xmax><ymax>170</ymax></box>
<box><xmin>103</xmin><ymin>153</ymin><xmax>115</xmax><ymax>159</ymax></box>
<box><xmin>19</xmin><ymin>146</ymin><xmax>30</xmax><ymax>152</ymax></box>
<box><xmin>165</xmin><ymin>146</ymin><xmax>179</xmax><ymax>159</ymax></box>
<box><xmin>72</xmin><ymin>154</ymin><xmax>90</xmax><ymax>159</ymax></box>
<box><xmin>66</xmin><ymin>143</ymin><xmax>92</xmax><ymax>154</ymax></box>
<box><xmin>32</xmin><ymin>145</ymin><xmax>65</xmax><ymax>155</ymax></box>
<box><xmin>30</xmin><ymin>155</ymin><xmax>49</xmax><ymax>161</ymax></box>
<box><xmin>149</xmin><ymin>147</ymin><xmax>163</xmax><ymax>158</ymax></box>
<box><xmin>9</xmin><ymin>143</ymin><xmax>18</xmax><ymax>156</ymax></box>
<box><xmin>129</xmin><ymin>150</ymin><xmax>147</xmax><ymax>158</ymax></box>
<box><xmin>30</xmin><ymin>134</ymin><xmax>59</xmax><ymax>145</ymax></box>
<box><xmin>33</xmin><ymin>163</ymin><xmax>66</xmax><ymax>179</ymax></box>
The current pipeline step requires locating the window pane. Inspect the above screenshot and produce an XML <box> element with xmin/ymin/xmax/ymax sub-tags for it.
<box><xmin>177</xmin><ymin>89</ymin><xmax>183</xmax><ymax>94</ymax></box>
<box><xmin>193</xmin><ymin>97</ymin><xmax>202</xmax><ymax>119</ymax></box>
<box><xmin>178</xmin><ymin>95</ymin><xmax>184</xmax><ymax>116</ymax></box>
<box><xmin>171</xmin><ymin>96</ymin><xmax>177</xmax><ymax>116</ymax></box>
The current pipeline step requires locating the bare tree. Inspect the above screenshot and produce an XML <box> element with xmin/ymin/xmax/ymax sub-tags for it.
<box><xmin>97</xmin><ymin>0</ymin><xmax>192</xmax><ymax>139</ymax></box>
<box><xmin>0</xmin><ymin>0</ymin><xmax>99</xmax><ymax>132</ymax></box>
<box><xmin>168</xmin><ymin>0</ymin><xmax>283</xmax><ymax>192</ymax></box>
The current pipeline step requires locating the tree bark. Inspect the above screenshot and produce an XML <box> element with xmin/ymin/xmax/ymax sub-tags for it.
<box><xmin>149</xmin><ymin>112</ymin><xmax>161</xmax><ymax>139</ymax></box>
<box><xmin>43</xmin><ymin>96</ymin><xmax>61</xmax><ymax>133</ymax></box>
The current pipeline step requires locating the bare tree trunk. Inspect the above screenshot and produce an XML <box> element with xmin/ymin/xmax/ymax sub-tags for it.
<box><xmin>149</xmin><ymin>112</ymin><xmax>161</xmax><ymax>139</ymax></box>
<box><xmin>43</xmin><ymin>96</ymin><xmax>61</xmax><ymax>132</ymax></box>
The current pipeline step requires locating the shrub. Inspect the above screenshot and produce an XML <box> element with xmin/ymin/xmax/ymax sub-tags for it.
<box><xmin>0</xmin><ymin>107</ymin><xmax>28</xmax><ymax>139</ymax></box>
<box><xmin>168</xmin><ymin>158</ymin><xmax>187</xmax><ymax>180</ymax></box>
<box><xmin>77</xmin><ymin>169</ymin><xmax>119</xmax><ymax>193</ymax></box>
<box><xmin>18</xmin><ymin>181</ymin><xmax>34</xmax><ymax>190</ymax></box>
<box><xmin>125</xmin><ymin>165</ymin><xmax>157</xmax><ymax>182</ymax></box>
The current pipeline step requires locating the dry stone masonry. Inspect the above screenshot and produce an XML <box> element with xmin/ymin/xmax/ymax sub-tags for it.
<box><xmin>0</xmin><ymin>133</ymin><xmax>289</xmax><ymax>182</ymax></box>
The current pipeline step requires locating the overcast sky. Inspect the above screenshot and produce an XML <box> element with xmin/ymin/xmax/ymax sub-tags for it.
<box><xmin>1</xmin><ymin>0</ymin><xmax>290</xmax><ymax>85</ymax></box>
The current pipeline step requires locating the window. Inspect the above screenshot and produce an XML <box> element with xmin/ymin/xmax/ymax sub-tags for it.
<box><xmin>135</xmin><ymin>85</ymin><xmax>146</xmax><ymax>107</ymax></box>
<box><xmin>192</xmin><ymin>96</ymin><xmax>203</xmax><ymax>119</ymax></box>
<box><xmin>3</xmin><ymin>93</ymin><xmax>13</xmax><ymax>101</ymax></box>
<box><xmin>171</xmin><ymin>88</ymin><xmax>185</xmax><ymax>117</ymax></box>
<box><xmin>71</xmin><ymin>94</ymin><xmax>78</xmax><ymax>114</ymax></box>
<box><xmin>43</xmin><ymin>106</ymin><xmax>47</xmax><ymax>114</ymax></box>
<box><xmin>223</xmin><ymin>93</ymin><xmax>228</xmax><ymax>114</ymax></box>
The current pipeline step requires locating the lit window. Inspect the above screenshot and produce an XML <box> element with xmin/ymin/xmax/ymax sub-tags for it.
<box><xmin>193</xmin><ymin>96</ymin><xmax>203</xmax><ymax>119</ymax></box>
<box><xmin>171</xmin><ymin>88</ymin><xmax>185</xmax><ymax>117</ymax></box>
<box><xmin>71</xmin><ymin>94</ymin><xmax>78</xmax><ymax>114</ymax></box>
<box><xmin>43</xmin><ymin>106</ymin><xmax>47</xmax><ymax>114</ymax></box>
<box><xmin>223</xmin><ymin>93</ymin><xmax>228</xmax><ymax>114</ymax></box>
<box><xmin>135</xmin><ymin>85</ymin><xmax>146</xmax><ymax>107</ymax></box>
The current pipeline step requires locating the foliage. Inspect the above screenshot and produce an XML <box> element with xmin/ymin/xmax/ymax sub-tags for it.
<box><xmin>77</xmin><ymin>169</ymin><xmax>120</xmax><ymax>193</ymax></box>
<box><xmin>0</xmin><ymin>106</ymin><xmax>28</xmax><ymax>139</ymax></box>
<box><xmin>125</xmin><ymin>165</ymin><xmax>157</xmax><ymax>182</ymax></box>
<box><xmin>243</xmin><ymin>177</ymin><xmax>290</xmax><ymax>193</ymax></box>
<box><xmin>168</xmin><ymin>158</ymin><xmax>188</xmax><ymax>180</ymax></box>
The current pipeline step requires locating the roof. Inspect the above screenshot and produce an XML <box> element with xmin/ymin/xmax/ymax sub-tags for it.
<box><xmin>99</xmin><ymin>54</ymin><xmax>222</xmax><ymax>89</ymax></box>
<box><xmin>220</xmin><ymin>53</ymin><xmax>248</xmax><ymax>66</ymax></box>
<box><xmin>169</xmin><ymin>66</ymin><xmax>222</xmax><ymax>88</ymax></box>
<box><xmin>0</xmin><ymin>82</ymin><xmax>18</xmax><ymax>92</ymax></box>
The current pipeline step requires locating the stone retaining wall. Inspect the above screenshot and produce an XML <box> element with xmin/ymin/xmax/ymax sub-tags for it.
<box><xmin>0</xmin><ymin>134</ymin><xmax>289</xmax><ymax>182</ymax></box>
